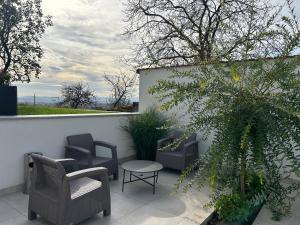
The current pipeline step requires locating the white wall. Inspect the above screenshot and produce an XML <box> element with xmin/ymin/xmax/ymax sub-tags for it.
<box><xmin>0</xmin><ymin>113</ymin><xmax>136</xmax><ymax>191</ymax></box>
<box><xmin>139</xmin><ymin>66</ymin><xmax>194</xmax><ymax>113</ymax></box>
<box><xmin>138</xmin><ymin>66</ymin><xmax>213</xmax><ymax>153</ymax></box>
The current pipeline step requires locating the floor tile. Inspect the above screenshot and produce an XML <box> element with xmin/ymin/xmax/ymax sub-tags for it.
<box><xmin>175</xmin><ymin>218</ymin><xmax>200</xmax><ymax>225</ymax></box>
<box><xmin>0</xmin><ymin>200</ymin><xmax>25</xmax><ymax>224</ymax></box>
<box><xmin>0</xmin><ymin>217</ymin><xmax>52</xmax><ymax>225</ymax></box>
<box><xmin>77</xmin><ymin>214</ymin><xmax>123</xmax><ymax>225</ymax></box>
<box><xmin>120</xmin><ymin>181</ymin><xmax>171</xmax><ymax>204</ymax></box>
<box><xmin>119</xmin><ymin>205</ymin><xmax>184</xmax><ymax>225</ymax></box>
<box><xmin>110</xmin><ymin>192</ymin><xmax>144</xmax><ymax>220</ymax></box>
<box><xmin>2</xmin><ymin>192</ymin><xmax>29</xmax><ymax>216</ymax></box>
<box><xmin>253</xmin><ymin>196</ymin><xmax>300</xmax><ymax>225</ymax></box>
<box><xmin>147</xmin><ymin>187</ymin><xmax>212</xmax><ymax>224</ymax></box>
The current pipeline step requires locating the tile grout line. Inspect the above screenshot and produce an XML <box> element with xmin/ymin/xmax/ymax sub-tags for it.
<box><xmin>0</xmin><ymin>197</ymin><xmax>28</xmax><ymax>218</ymax></box>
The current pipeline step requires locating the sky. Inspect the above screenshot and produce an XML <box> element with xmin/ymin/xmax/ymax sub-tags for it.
<box><xmin>16</xmin><ymin>0</ymin><xmax>300</xmax><ymax>98</ymax></box>
<box><xmin>17</xmin><ymin>0</ymin><xmax>132</xmax><ymax>98</ymax></box>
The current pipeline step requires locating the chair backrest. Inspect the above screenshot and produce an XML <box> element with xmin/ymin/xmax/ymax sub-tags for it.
<box><xmin>66</xmin><ymin>133</ymin><xmax>95</xmax><ymax>156</ymax></box>
<box><xmin>31</xmin><ymin>154</ymin><xmax>66</xmax><ymax>191</ymax></box>
<box><xmin>169</xmin><ymin>130</ymin><xmax>184</xmax><ymax>139</ymax></box>
<box><xmin>173</xmin><ymin>131</ymin><xmax>197</xmax><ymax>152</ymax></box>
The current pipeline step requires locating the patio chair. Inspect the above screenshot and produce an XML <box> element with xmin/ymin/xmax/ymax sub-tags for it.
<box><xmin>156</xmin><ymin>130</ymin><xmax>199</xmax><ymax>171</ymax></box>
<box><xmin>28</xmin><ymin>154</ymin><xmax>111</xmax><ymax>225</ymax></box>
<box><xmin>65</xmin><ymin>133</ymin><xmax>118</xmax><ymax>180</ymax></box>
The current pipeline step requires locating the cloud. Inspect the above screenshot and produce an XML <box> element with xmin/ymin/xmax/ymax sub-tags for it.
<box><xmin>17</xmin><ymin>0</ymin><xmax>132</xmax><ymax>97</ymax></box>
<box><xmin>47</xmin><ymin>66</ymin><xmax>64</xmax><ymax>73</ymax></box>
<box><xmin>16</xmin><ymin>0</ymin><xmax>299</xmax><ymax>99</ymax></box>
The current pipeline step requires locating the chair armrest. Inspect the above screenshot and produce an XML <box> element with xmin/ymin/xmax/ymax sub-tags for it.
<box><xmin>157</xmin><ymin>137</ymin><xmax>173</xmax><ymax>149</ymax></box>
<box><xmin>66</xmin><ymin>167</ymin><xmax>108</xmax><ymax>181</ymax></box>
<box><xmin>183</xmin><ymin>140</ymin><xmax>198</xmax><ymax>155</ymax></box>
<box><xmin>94</xmin><ymin>140</ymin><xmax>116</xmax><ymax>149</ymax></box>
<box><xmin>94</xmin><ymin>141</ymin><xmax>118</xmax><ymax>161</ymax></box>
<box><xmin>55</xmin><ymin>158</ymin><xmax>77</xmax><ymax>163</ymax></box>
<box><xmin>65</xmin><ymin>145</ymin><xmax>92</xmax><ymax>166</ymax></box>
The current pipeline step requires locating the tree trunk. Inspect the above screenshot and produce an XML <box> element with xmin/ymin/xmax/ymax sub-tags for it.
<box><xmin>240</xmin><ymin>148</ymin><xmax>246</xmax><ymax>195</ymax></box>
<box><xmin>74</xmin><ymin>102</ymin><xmax>79</xmax><ymax>109</ymax></box>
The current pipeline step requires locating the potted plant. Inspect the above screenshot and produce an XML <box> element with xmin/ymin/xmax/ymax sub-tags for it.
<box><xmin>0</xmin><ymin>0</ymin><xmax>52</xmax><ymax>115</ymax></box>
<box><xmin>123</xmin><ymin>108</ymin><xmax>170</xmax><ymax>161</ymax></box>
<box><xmin>0</xmin><ymin>70</ymin><xmax>17</xmax><ymax>115</ymax></box>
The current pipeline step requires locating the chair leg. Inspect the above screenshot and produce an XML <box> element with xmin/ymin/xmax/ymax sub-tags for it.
<box><xmin>28</xmin><ymin>209</ymin><xmax>37</xmax><ymax>220</ymax></box>
<box><xmin>57</xmin><ymin>221</ymin><xmax>68</xmax><ymax>225</ymax></box>
<box><xmin>103</xmin><ymin>208</ymin><xmax>111</xmax><ymax>216</ymax></box>
<box><xmin>57</xmin><ymin>216</ymin><xmax>67</xmax><ymax>225</ymax></box>
<box><xmin>113</xmin><ymin>173</ymin><xmax>118</xmax><ymax>180</ymax></box>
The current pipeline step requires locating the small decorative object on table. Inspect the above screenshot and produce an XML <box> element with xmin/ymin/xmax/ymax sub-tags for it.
<box><xmin>121</xmin><ymin>160</ymin><xmax>163</xmax><ymax>194</ymax></box>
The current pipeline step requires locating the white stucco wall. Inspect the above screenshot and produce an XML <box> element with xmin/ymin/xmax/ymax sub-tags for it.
<box><xmin>0</xmin><ymin>113</ymin><xmax>136</xmax><ymax>191</ymax></box>
<box><xmin>139</xmin><ymin>66</ymin><xmax>194</xmax><ymax>113</ymax></box>
<box><xmin>138</xmin><ymin>66</ymin><xmax>213</xmax><ymax>153</ymax></box>
<box><xmin>138</xmin><ymin>58</ymin><xmax>300</xmax><ymax>113</ymax></box>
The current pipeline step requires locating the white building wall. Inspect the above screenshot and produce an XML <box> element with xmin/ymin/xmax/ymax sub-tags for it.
<box><xmin>0</xmin><ymin>113</ymin><xmax>136</xmax><ymax>191</ymax></box>
<box><xmin>139</xmin><ymin>66</ymin><xmax>194</xmax><ymax>113</ymax></box>
<box><xmin>138</xmin><ymin>66</ymin><xmax>213</xmax><ymax>153</ymax></box>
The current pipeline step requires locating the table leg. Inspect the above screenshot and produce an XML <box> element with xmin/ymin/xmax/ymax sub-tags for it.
<box><xmin>130</xmin><ymin>171</ymin><xmax>132</xmax><ymax>182</ymax></box>
<box><xmin>122</xmin><ymin>169</ymin><xmax>126</xmax><ymax>192</ymax></box>
<box><xmin>153</xmin><ymin>171</ymin><xmax>156</xmax><ymax>194</ymax></box>
<box><xmin>156</xmin><ymin>171</ymin><xmax>159</xmax><ymax>183</ymax></box>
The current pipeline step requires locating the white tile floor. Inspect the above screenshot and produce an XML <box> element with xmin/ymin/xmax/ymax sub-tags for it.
<box><xmin>253</xmin><ymin>197</ymin><xmax>300</xmax><ymax>225</ymax></box>
<box><xmin>0</xmin><ymin>169</ymin><xmax>213</xmax><ymax>225</ymax></box>
<box><xmin>2</xmin><ymin>168</ymin><xmax>297</xmax><ymax>225</ymax></box>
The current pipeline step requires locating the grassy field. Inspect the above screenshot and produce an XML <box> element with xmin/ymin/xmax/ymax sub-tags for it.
<box><xmin>18</xmin><ymin>104</ymin><xmax>108</xmax><ymax>115</ymax></box>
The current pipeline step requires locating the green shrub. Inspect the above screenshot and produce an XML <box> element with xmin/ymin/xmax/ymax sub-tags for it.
<box><xmin>123</xmin><ymin>108</ymin><xmax>169</xmax><ymax>160</ymax></box>
<box><xmin>148</xmin><ymin>1</ymin><xmax>300</xmax><ymax>221</ymax></box>
<box><xmin>245</xmin><ymin>171</ymin><xmax>265</xmax><ymax>198</ymax></box>
<box><xmin>215</xmin><ymin>193</ymin><xmax>250</xmax><ymax>222</ymax></box>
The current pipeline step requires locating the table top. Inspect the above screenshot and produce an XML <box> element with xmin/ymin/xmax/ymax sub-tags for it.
<box><xmin>121</xmin><ymin>160</ymin><xmax>163</xmax><ymax>173</ymax></box>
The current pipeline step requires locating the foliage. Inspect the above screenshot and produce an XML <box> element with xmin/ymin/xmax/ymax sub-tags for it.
<box><xmin>0</xmin><ymin>0</ymin><xmax>52</xmax><ymax>85</ymax></box>
<box><xmin>215</xmin><ymin>193</ymin><xmax>250</xmax><ymax>222</ymax></box>
<box><xmin>210</xmin><ymin>171</ymin><xmax>266</xmax><ymax>222</ymax></box>
<box><xmin>18</xmin><ymin>104</ymin><xmax>106</xmax><ymax>115</ymax></box>
<box><xmin>60</xmin><ymin>82</ymin><xmax>95</xmax><ymax>109</ymax></box>
<box><xmin>245</xmin><ymin>171</ymin><xmax>265</xmax><ymax>198</ymax></box>
<box><xmin>123</xmin><ymin>108</ymin><xmax>169</xmax><ymax>160</ymax></box>
<box><xmin>104</xmin><ymin>72</ymin><xmax>137</xmax><ymax>109</ymax></box>
<box><xmin>149</xmin><ymin>0</ymin><xmax>300</xmax><ymax>221</ymax></box>
<box><xmin>124</xmin><ymin>0</ymin><xmax>296</xmax><ymax>67</ymax></box>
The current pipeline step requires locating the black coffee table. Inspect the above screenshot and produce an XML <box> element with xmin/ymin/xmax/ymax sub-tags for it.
<box><xmin>121</xmin><ymin>160</ymin><xmax>163</xmax><ymax>194</ymax></box>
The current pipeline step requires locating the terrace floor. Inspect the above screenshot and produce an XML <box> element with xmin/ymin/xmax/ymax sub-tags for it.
<box><xmin>0</xmin><ymin>168</ymin><xmax>213</xmax><ymax>225</ymax></box>
<box><xmin>1</xmin><ymin>167</ymin><xmax>299</xmax><ymax>225</ymax></box>
<box><xmin>253</xmin><ymin>197</ymin><xmax>300</xmax><ymax>225</ymax></box>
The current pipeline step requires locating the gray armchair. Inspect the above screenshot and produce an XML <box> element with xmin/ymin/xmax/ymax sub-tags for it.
<box><xmin>28</xmin><ymin>154</ymin><xmax>111</xmax><ymax>225</ymax></box>
<box><xmin>65</xmin><ymin>133</ymin><xmax>118</xmax><ymax>180</ymax></box>
<box><xmin>156</xmin><ymin>130</ymin><xmax>199</xmax><ymax>171</ymax></box>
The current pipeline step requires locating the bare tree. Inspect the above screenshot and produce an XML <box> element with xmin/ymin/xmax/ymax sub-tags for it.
<box><xmin>60</xmin><ymin>82</ymin><xmax>95</xmax><ymax>109</ymax></box>
<box><xmin>0</xmin><ymin>0</ymin><xmax>52</xmax><ymax>85</ymax></box>
<box><xmin>124</xmin><ymin>0</ymin><xmax>299</xmax><ymax>67</ymax></box>
<box><xmin>104</xmin><ymin>72</ymin><xmax>137</xmax><ymax>109</ymax></box>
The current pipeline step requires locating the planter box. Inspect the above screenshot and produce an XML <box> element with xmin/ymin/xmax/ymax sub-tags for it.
<box><xmin>202</xmin><ymin>204</ymin><xmax>263</xmax><ymax>225</ymax></box>
<box><xmin>0</xmin><ymin>86</ymin><xmax>17</xmax><ymax>115</ymax></box>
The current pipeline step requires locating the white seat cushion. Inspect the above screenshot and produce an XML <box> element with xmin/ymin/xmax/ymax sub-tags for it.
<box><xmin>70</xmin><ymin>177</ymin><xmax>102</xmax><ymax>200</ymax></box>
